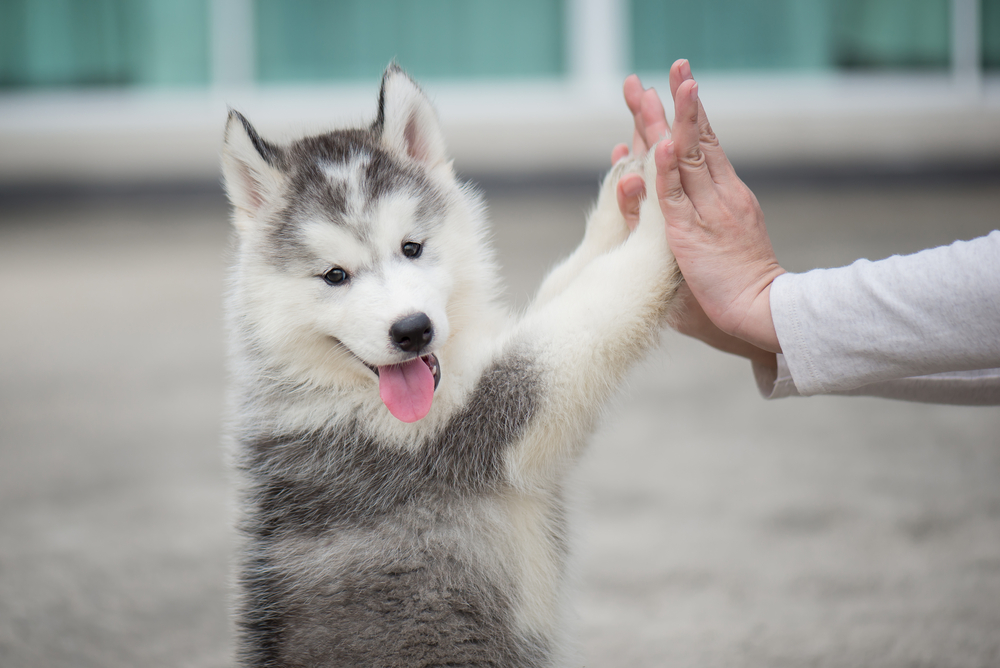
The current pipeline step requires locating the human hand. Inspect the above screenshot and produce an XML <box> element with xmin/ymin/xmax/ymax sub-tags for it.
<box><xmin>611</xmin><ymin>75</ymin><xmax>670</xmax><ymax>229</ymax></box>
<box><xmin>657</xmin><ymin>59</ymin><xmax>784</xmax><ymax>352</ymax></box>
<box><xmin>611</xmin><ymin>75</ymin><xmax>773</xmax><ymax>364</ymax></box>
<box><xmin>615</xmin><ymin>60</ymin><xmax>785</xmax><ymax>353</ymax></box>
<box><xmin>670</xmin><ymin>283</ymin><xmax>776</xmax><ymax>369</ymax></box>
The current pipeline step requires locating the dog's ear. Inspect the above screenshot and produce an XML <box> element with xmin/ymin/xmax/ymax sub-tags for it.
<box><xmin>222</xmin><ymin>110</ymin><xmax>285</xmax><ymax>230</ymax></box>
<box><xmin>374</xmin><ymin>64</ymin><xmax>448</xmax><ymax>168</ymax></box>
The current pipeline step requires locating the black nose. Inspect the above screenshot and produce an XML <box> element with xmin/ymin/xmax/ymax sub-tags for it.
<box><xmin>390</xmin><ymin>312</ymin><xmax>434</xmax><ymax>353</ymax></box>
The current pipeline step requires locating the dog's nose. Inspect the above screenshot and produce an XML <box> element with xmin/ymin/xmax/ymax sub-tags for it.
<box><xmin>390</xmin><ymin>313</ymin><xmax>434</xmax><ymax>353</ymax></box>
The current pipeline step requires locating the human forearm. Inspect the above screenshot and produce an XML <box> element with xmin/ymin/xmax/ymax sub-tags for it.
<box><xmin>772</xmin><ymin>232</ymin><xmax>1000</xmax><ymax>395</ymax></box>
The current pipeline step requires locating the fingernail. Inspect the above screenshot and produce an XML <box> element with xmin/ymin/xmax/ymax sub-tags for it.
<box><xmin>690</xmin><ymin>82</ymin><xmax>699</xmax><ymax>102</ymax></box>
<box><xmin>680</xmin><ymin>59</ymin><xmax>691</xmax><ymax>80</ymax></box>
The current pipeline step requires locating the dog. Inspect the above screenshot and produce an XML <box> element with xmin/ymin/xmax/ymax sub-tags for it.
<box><xmin>222</xmin><ymin>64</ymin><xmax>682</xmax><ymax>667</ymax></box>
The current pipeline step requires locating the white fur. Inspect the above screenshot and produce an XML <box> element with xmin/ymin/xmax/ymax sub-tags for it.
<box><xmin>321</xmin><ymin>154</ymin><xmax>371</xmax><ymax>216</ymax></box>
<box><xmin>223</xmin><ymin>67</ymin><xmax>681</xmax><ymax>665</ymax></box>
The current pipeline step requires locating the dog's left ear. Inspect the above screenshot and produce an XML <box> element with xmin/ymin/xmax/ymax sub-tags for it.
<box><xmin>222</xmin><ymin>110</ymin><xmax>286</xmax><ymax>231</ymax></box>
<box><xmin>374</xmin><ymin>64</ymin><xmax>448</xmax><ymax>168</ymax></box>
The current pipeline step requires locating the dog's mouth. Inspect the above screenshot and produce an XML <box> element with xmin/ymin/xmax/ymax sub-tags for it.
<box><xmin>363</xmin><ymin>354</ymin><xmax>440</xmax><ymax>387</ymax></box>
<box><xmin>370</xmin><ymin>353</ymin><xmax>441</xmax><ymax>423</ymax></box>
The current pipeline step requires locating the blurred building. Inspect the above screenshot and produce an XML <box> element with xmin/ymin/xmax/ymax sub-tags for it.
<box><xmin>1</xmin><ymin>0</ymin><xmax>998</xmax><ymax>184</ymax></box>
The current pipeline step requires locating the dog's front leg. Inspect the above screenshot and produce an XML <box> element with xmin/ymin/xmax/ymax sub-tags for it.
<box><xmin>528</xmin><ymin>159</ymin><xmax>640</xmax><ymax>311</ymax></box>
<box><xmin>505</xmin><ymin>154</ymin><xmax>682</xmax><ymax>484</ymax></box>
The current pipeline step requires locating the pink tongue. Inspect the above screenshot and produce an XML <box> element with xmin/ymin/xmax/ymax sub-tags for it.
<box><xmin>378</xmin><ymin>357</ymin><xmax>435</xmax><ymax>423</ymax></box>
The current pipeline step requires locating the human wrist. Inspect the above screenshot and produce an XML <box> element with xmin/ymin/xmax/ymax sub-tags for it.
<box><xmin>731</xmin><ymin>273</ymin><xmax>783</xmax><ymax>354</ymax></box>
<box><xmin>752</xmin><ymin>281</ymin><xmax>781</xmax><ymax>353</ymax></box>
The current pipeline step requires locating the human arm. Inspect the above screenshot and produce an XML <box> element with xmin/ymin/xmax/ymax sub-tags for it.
<box><xmin>615</xmin><ymin>61</ymin><xmax>1000</xmax><ymax>404</ymax></box>
<box><xmin>770</xmin><ymin>232</ymin><xmax>1000</xmax><ymax>396</ymax></box>
<box><xmin>757</xmin><ymin>354</ymin><xmax>1000</xmax><ymax>405</ymax></box>
<box><xmin>697</xmin><ymin>234</ymin><xmax>1000</xmax><ymax>405</ymax></box>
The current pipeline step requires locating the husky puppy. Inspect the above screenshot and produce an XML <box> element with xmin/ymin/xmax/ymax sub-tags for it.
<box><xmin>222</xmin><ymin>64</ymin><xmax>681</xmax><ymax>667</ymax></box>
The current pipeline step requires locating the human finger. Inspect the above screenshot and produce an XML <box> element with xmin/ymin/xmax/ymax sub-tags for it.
<box><xmin>669</xmin><ymin>61</ymin><xmax>737</xmax><ymax>184</ymax></box>
<box><xmin>623</xmin><ymin>74</ymin><xmax>649</xmax><ymax>154</ymax></box>
<box><xmin>669</xmin><ymin>80</ymin><xmax>719</xmax><ymax>204</ymax></box>
<box><xmin>616</xmin><ymin>173</ymin><xmax>645</xmax><ymax>231</ymax></box>
<box><xmin>653</xmin><ymin>140</ymin><xmax>701</xmax><ymax>232</ymax></box>
<box><xmin>611</xmin><ymin>143</ymin><xmax>629</xmax><ymax>164</ymax></box>
<box><xmin>639</xmin><ymin>88</ymin><xmax>671</xmax><ymax>148</ymax></box>
<box><xmin>668</xmin><ymin>59</ymin><xmax>691</xmax><ymax>100</ymax></box>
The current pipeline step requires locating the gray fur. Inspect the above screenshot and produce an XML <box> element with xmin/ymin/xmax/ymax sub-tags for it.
<box><xmin>264</xmin><ymin>130</ymin><xmax>441</xmax><ymax>268</ymax></box>
<box><xmin>240</xmin><ymin>353</ymin><xmax>540</xmax><ymax>534</ymax></box>
<box><xmin>223</xmin><ymin>64</ymin><xmax>638</xmax><ymax>668</ymax></box>
<box><xmin>235</xmin><ymin>353</ymin><xmax>548</xmax><ymax>667</ymax></box>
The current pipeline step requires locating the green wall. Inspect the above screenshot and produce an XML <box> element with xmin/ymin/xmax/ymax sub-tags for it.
<box><xmin>986</xmin><ymin>0</ymin><xmax>1000</xmax><ymax>68</ymax></box>
<box><xmin>631</xmin><ymin>0</ymin><xmax>952</xmax><ymax>73</ymax></box>
<box><xmin>1</xmin><ymin>0</ymin><xmax>998</xmax><ymax>89</ymax></box>
<box><xmin>0</xmin><ymin>0</ymin><xmax>209</xmax><ymax>87</ymax></box>
<box><xmin>256</xmin><ymin>0</ymin><xmax>565</xmax><ymax>82</ymax></box>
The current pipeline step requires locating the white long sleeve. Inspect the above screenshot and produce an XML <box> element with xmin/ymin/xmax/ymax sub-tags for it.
<box><xmin>754</xmin><ymin>230</ymin><xmax>1000</xmax><ymax>404</ymax></box>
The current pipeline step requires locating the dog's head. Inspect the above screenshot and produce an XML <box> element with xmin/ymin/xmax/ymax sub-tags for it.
<box><xmin>223</xmin><ymin>65</ymin><xmax>490</xmax><ymax>422</ymax></box>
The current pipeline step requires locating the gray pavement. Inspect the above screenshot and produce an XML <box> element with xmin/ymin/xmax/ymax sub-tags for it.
<box><xmin>1</xmin><ymin>179</ymin><xmax>998</xmax><ymax>667</ymax></box>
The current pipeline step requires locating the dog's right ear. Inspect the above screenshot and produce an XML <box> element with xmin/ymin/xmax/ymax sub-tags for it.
<box><xmin>373</xmin><ymin>64</ymin><xmax>448</xmax><ymax>169</ymax></box>
<box><xmin>222</xmin><ymin>110</ymin><xmax>285</xmax><ymax>231</ymax></box>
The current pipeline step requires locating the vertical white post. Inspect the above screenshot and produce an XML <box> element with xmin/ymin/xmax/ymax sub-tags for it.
<box><xmin>567</xmin><ymin>0</ymin><xmax>629</xmax><ymax>99</ymax></box>
<box><xmin>951</xmin><ymin>0</ymin><xmax>982</xmax><ymax>98</ymax></box>
<box><xmin>211</xmin><ymin>0</ymin><xmax>255</xmax><ymax>88</ymax></box>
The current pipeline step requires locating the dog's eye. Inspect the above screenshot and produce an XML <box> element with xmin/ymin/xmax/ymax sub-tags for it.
<box><xmin>322</xmin><ymin>268</ymin><xmax>348</xmax><ymax>285</ymax></box>
<box><xmin>401</xmin><ymin>242</ymin><xmax>422</xmax><ymax>258</ymax></box>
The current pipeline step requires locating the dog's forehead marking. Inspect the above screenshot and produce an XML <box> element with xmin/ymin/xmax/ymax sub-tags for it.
<box><xmin>321</xmin><ymin>153</ymin><xmax>371</xmax><ymax>219</ymax></box>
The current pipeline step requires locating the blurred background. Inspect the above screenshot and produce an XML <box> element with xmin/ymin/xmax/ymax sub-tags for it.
<box><xmin>1</xmin><ymin>0</ymin><xmax>999</xmax><ymax>181</ymax></box>
<box><xmin>1</xmin><ymin>1</ymin><xmax>999</xmax><ymax>667</ymax></box>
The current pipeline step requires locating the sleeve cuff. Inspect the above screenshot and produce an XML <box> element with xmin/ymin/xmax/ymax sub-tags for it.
<box><xmin>753</xmin><ymin>353</ymin><xmax>801</xmax><ymax>399</ymax></box>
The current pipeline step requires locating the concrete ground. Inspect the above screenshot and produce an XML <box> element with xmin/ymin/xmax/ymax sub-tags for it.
<box><xmin>0</xmin><ymin>177</ymin><xmax>998</xmax><ymax>667</ymax></box>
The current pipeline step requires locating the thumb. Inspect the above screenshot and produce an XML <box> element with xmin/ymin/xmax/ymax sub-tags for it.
<box><xmin>616</xmin><ymin>173</ymin><xmax>645</xmax><ymax>231</ymax></box>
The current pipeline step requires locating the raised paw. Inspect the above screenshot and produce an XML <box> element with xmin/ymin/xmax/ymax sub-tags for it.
<box><xmin>629</xmin><ymin>149</ymin><xmax>669</xmax><ymax>244</ymax></box>
<box><xmin>584</xmin><ymin>155</ymin><xmax>645</xmax><ymax>254</ymax></box>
